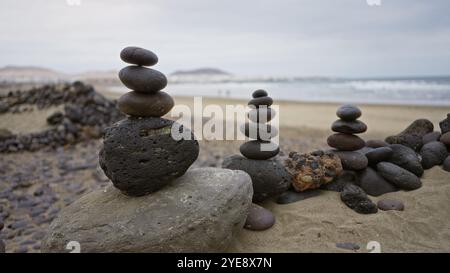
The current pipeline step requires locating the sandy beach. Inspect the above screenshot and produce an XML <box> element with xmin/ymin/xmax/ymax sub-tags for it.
<box><xmin>1</xmin><ymin>87</ymin><xmax>449</xmax><ymax>253</ymax></box>
<box><xmin>99</xmin><ymin>91</ymin><xmax>450</xmax><ymax>253</ymax></box>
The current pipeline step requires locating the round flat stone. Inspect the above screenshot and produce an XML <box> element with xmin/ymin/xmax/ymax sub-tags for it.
<box><xmin>336</xmin><ymin>242</ymin><xmax>360</xmax><ymax>251</ymax></box>
<box><xmin>366</xmin><ymin>139</ymin><xmax>389</xmax><ymax>148</ymax></box>
<box><xmin>443</xmin><ymin>156</ymin><xmax>450</xmax><ymax>172</ymax></box>
<box><xmin>252</xmin><ymin>89</ymin><xmax>268</xmax><ymax>98</ymax></box>
<box><xmin>440</xmin><ymin>132</ymin><xmax>450</xmax><ymax>146</ymax></box>
<box><xmin>118</xmin><ymin>91</ymin><xmax>174</xmax><ymax>117</ymax></box>
<box><xmin>248</xmin><ymin>107</ymin><xmax>276</xmax><ymax>123</ymax></box>
<box><xmin>332</xmin><ymin>119</ymin><xmax>367</xmax><ymax>134</ymax></box>
<box><xmin>248</xmin><ymin>96</ymin><xmax>273</xmax><ymax>108</ymax></box>
<box><xmin>333</xmin><ymin>150</ymin><xmax>368</xmax><ymax>170</ymax></box>
<box><xmin>240</xmin><ymin>122</ymin><xmax>278</xmax><ymax>141</ymax></box>
<box><xmin>336</xmin><ymin>105</ymin><xmax>361</xmax><ymax>121</ymax></box>
<box><xmin>240</xmin><ymin>140</ymin><xmax>279</xmax><ymax>160</ymax></box>
<box><xmin>119</xmin><ymin>66</ymin><xmax>167</xmax><ymax>93</ymax></box>
<box><xmin>377</xmin><ymin>199</ymin><xmax>404</xmax><ymax>211</ymax></box>
<box><xmin>244</xmin><ymin>203</ymin><xmax>275</xmax><ymax>231</ymax></box>
<box><xmin>120</xmin><ymin>46</ymin><xmax>158</xmax><ymax>66</ymax></box>
<box><xmin>327</xmin><ymin>133</ymin><xmax>365</xmax><ymax>151</ymax></box>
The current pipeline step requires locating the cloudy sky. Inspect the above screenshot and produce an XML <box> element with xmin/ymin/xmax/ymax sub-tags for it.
<box><xmin>1</xmin><ymin>0</ymin><xmax>450</xmax><ymax>77</ymax></box>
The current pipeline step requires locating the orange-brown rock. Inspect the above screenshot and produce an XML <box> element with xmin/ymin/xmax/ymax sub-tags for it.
<box><xmin>284</xmin><ymin>151</ymin><xmax>343</xmax><ymax>192</ymax></box>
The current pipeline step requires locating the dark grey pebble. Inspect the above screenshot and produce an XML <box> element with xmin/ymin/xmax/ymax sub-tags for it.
<box><xmin>336</xmin><ymin>242</ymin><xmax>360</xmax><ymax>251</ymax></box>
<box><xmin>336</xmin><ymin>105</ymin><xmax>361</xmax><ymax>121</ymax></box>
<box><xmin>252</xmin><ymin>89</ymin><xmax>268</xmax><ymax>98</ymax></box>
<box><xmin>120</xmin><ymin>46</ymin><xmax>158</xmax><ymax>66</ymax></box>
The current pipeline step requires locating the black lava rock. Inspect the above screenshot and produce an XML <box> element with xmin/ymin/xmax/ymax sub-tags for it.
<box><xmin>46</xmin><ymin>112</ymin><xmax>64</xmax><ymax>125</ymax></box>
<box><xmin>377</xmin><ymin>162</ymin><xmax>422</xmax><ymax>191</ymax></box>
<box><xmin>439</xmin><ymin>113</ymin><xmax>450</xmax><ymax>134</ymax></box>
<box><xmin>358</xmin><ymin>167</ymin><xmax>397</xmax><ymax>197</ymax></box>
<box><xmin>222</xmin><ymin>155</ymin><xmax>291</xmax><ymax>202</ymax></box>
<box><xmin>388</xmin><ymin>144</ymin><xmax>424</xmax><ymax>177</ymax></box>
<box><xmin>321</xmin><ymin>170</ymin><xmax>359</xmax><ymax>192</ymax></box>
<box><xmin>365</xmin><ymin>147</ymin><xmax>393</xmax><ymax>165</ymax></box>
<box><xmin>340</xmin><ymin>184</ymin><xmax>378</xmax><ymax>214</ymax></box>
<box><xmin>385</xmin><ymin>119</ymin><xmax>434</xmax><ymax>151</ymax></box>
<box><xmin>99</xmin><ymin>117</ymin><xmax>199</xmax><ymax>196</ymax></box>
<box><xmin>420</xmin><ymin>141</ymin><xmax>448</xmax><ymax>169</ymax></box>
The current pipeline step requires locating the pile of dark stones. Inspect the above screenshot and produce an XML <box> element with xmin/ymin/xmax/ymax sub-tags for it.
<box><xmin>223</xmin><ymin>90</ymin><xmax>290</xmax><ymax>231</ymax></box>
<box><xmin>0</xmin><ymin>82</ymin><xmax>124</xmax><ymax>153</ymax></box>
<box><xmin>0</xmin><ymin>216</ymin><xmax>4</xmax><ymax>253</ymax></box>
<box><xmin>322</xmin><ymin>106</ymin><xmax>450</xmax><ymax>214</ymax></box>
<box><xmin>99</xmin><ymin>46</ymin><xmax>199</xmax><ymax>196</ymax></box>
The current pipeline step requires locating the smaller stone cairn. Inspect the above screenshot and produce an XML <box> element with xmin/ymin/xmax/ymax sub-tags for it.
<box><xmin>240</xmin><ymin>89</ymin><xmax>279</xmax><ymax>160</ymax></box>
<box><xmin>223</xmin><ymin>90</ymin><xmax>290</xmax><ymax>231</ymax></box>
<box><xmin>328</xmin><ymin>105</ymin><xmax>368</xmax><ymax>171</ymax></box>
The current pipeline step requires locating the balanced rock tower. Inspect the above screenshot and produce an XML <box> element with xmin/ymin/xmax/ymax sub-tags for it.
<box><xmin>328</xmin><ymin>105</ymin><xmax>368</xmax><ymax>171</ymax></box>
<box><xmin>42</xmin><ymin>47</ymin><xmax>253</xmax><ymax>252</ymax></box>
<box><xmin>224</xmin><ymin>90</ymin><xmax>290</xmax><ymax>202</ymax></box>
<box><xmin>99</xmin><ymin>46</ymin><xmax>199</xmax><ymax>196</ymax></box>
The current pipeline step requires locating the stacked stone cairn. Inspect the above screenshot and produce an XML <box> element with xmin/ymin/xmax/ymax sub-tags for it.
<box><xmin>223</xmin><ymin>90</ymin><xmax>290</xmax><ymax>231</ymax></box>
<box><xmin>98</xmin><ymin>46</ymin><xmax>200</xmax><ymax>196</ymax></box>
<box><xmin>43</xmin><ymin>47</ymin><xmax>254</xmax><ymax>253</ymax></box>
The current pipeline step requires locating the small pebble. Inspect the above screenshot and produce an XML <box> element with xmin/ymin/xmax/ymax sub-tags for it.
<box><xmin>377</xmin><ymin>199</ymin><xmax>404</xmax><ymax>211</ymax></box>
<box><xmin>336</xmin><ymin>242</ymin><xmax>360</xmax><ymax>251</ymax></box>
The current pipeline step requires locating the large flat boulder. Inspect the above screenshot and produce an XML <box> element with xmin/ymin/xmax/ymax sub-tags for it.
<box><xmin>42</xmin><ymin>167</ymin><xmax>253</xmax><ymax>253</ymax></box>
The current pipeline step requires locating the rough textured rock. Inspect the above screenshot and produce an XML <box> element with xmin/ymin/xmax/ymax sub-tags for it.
<box><xmin>42</xmin><ymin>168</ymin><xmax>253</xmax><ymax>253</ymax></box>
<box><xmin>336</xmin><ymin>105</ymin><xmax>361</xmax><ymax>121</ymax></box>
<box><xmin>99</xmin><ymin>117</ymin><xmax>199</xmax><ymax>196</ymax></box>
<box><xmin>276</xmin><ymin>189</ymin><xmax>321</xmax><ymax>204</ymax></box>
<box><xmin>340</xmin><ymin>184</ymin><xmax>378</xmax><ymax>214</ymax></box>
<box><xmin>443</xmin><ymin>156</ymin><xmax>450</xmax><ymax>172</ymax></box>
<box><xmin>377</xmin><ymin>162</ymin><xmax>422</xmax><ymax>191</ymax></box>
<box><xmin>388</xmin><ymin>144</ymin><xmax>424</xmax><ymax>177</ymax></box>
<box><xmin>239</xmin><ymin>141</ymin><xmax>279</xmax><ymax>160</ymax></box>
<box><xmin>365</xmin><ymin>147</ymin><xmax>393</xmax><ymax>165</ymax></box>
<box><xmin>439</xmin><ymin>113</ymin><xmax>450</xmax><ymax>134</ymax></box>
<box><xmin>321</xmin><ymin>170</ymin><xmax>359</xmax><ymax>192</ymax></box>
<box><xmin>366</xmin><ymin>139</ymin><xmax>389</xmax><ymax>148</ymax></box>
<box><xmin>440</xmin><ymin>132</ymin><xmax>450</xmax><ymax>146</ymax></box>
<box><xmin>119</xmin><ymin>66</ymin><xmax>167</xmax><ymax>93</ymax></box>
<box><xmin>333</xmin><ymin>150</ymin><xmax>368</xmax><ymax>170</ymax></box>
<box><xmin>222</xmin><ymin>155</ymin><xmax>290</xmax><ymax>202</ymax></box>
<box><xmin>385</xmin><ymin>119</ymin><xmax>434</xmax><ymax>151</ymax></box>
<box><xmin>422</xmin><ymin>131</ymin><xmax>441</xmax><ymax>145</ymax></box>
<box><xmin>244</xmin><ymin>203</ymin><xmax>275</xmax><ymax>231</ymax></box>
<box><xmin>331</xmin><ymin>120</ymin><xmax>367</xmax><ymax>134</ymax></box>
<box><xmin>120</xmin><ymin>46</ymin><xmax>158</xmax><ymax>66</ymax></box>
<box><xmin>377</xmin><ymin>199</ymin><xmax>404</xmax><ymax>211</ymax></box>
<box><xmin>327</xmin><ymin>133</ymin><xmax>365</xmax><ymax>151</ymax></box>
<box><xmin>420</xmin><ymin>141</ymin><xmax>448</xmax><ymax>169</ymax></box>
<box><xmin>358</xmin><ymin>167</ymin><xmax>397</xmax><ymax>196</ymax></box>
<box><xmin>284</xmin><ymin>151</ymin><xmax>342</xmax><ymax>192</ymax></box>
<box><xmin>118</xmin><ymin>91</ymin><xmax>174</xmax><ymax>117</ymax></box>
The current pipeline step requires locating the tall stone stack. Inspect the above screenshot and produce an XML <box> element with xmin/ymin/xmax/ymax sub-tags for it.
<box><xmin>223</xmin><ymin>90</ymin><xmax>290</xmax><ymax>231</ymax></box>
<box><xmin>239</xmin><ymin>89</ymin><xmax>279</xmax><ymax>160</ymax></box>
<box><xmin>328</xmin><ymin>105</ymin><xmax>368</xmax><ymax>171</ymax></box>
<box><xmin>99</xmin><ymin>46</ymin><xmax>200</xmax><ymax>196</ymax></box>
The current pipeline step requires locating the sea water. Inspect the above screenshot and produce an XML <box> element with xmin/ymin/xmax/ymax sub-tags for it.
<box><xmin>111</xmin><ymin>76</ymin><xmax>450</xmax><ymax>106</ymax></box>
